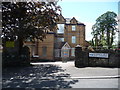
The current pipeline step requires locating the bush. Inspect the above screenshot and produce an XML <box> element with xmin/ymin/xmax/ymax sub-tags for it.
<box><xmin>20</xmin><ymin>46</ymin><xmax>30</xmax><ymax>64</ymax></box>
<box><xmin>2</xmin><ymin>46</ymin><xmax>30</xmax><ymax>67</ymax></box>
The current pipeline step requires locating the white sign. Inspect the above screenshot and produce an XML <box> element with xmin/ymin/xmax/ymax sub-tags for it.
<box><xmin>89</xmin><ymin>53</ymin><xmax>108</xmax><ymax>58</ymax></box>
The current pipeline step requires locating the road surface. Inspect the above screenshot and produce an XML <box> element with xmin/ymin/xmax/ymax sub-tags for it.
<box><xmin>2</xmin><ymin>61</ymin><xmax>119</xmax><ymax>89</ymax></box>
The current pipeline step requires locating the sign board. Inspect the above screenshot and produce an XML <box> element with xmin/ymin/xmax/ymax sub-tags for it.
<box><xmin>6</xmin><ymin>41</ymin><xmax>15</xmax><ymax>47</ymax></box>
<box><xmin>89</xmin><ymin>53</ymin><xmax>108</xmax><ymax>58</ymax></box>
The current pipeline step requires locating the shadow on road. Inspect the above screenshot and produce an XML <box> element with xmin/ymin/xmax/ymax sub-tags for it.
<box><xmin>2</xmin><ymin>64</ymin><xmax>78</xmax><ymax>89</ymax></box>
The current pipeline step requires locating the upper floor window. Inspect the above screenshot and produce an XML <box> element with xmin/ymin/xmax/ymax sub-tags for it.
<box><xmin>72</xmin><ymin>36</ymin><xmax>76</xmax><ymax>43</ymax></box>
<box><xmin>72</xmin><ymin>26</ymin><xmax>76</xmax><ymax>31</ymax></box>
<box><xmin>57</xmin><ymin>24</ymin><xmax>64</xmax><ymax>33</ymax></box>
<box><xmin>57</xmin><ymin>38</ymin><xmax>64</xmax><ymax>42</ymax></box>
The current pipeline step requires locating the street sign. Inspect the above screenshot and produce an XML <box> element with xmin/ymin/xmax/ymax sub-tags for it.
<box><xmin>89</xmin><ymin>53</ymin><xmax>108</xmax><ymax>58</ymax></box>
<box><xmin>6</xmin><ymin>41</ymin><xmax>14</xmax><ymax>47</ymax></box>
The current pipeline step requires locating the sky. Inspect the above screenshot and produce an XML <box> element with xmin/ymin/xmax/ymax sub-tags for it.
<box><xmin>57</xmin><ymin>0</ymin><xmax>119</xmax><ymax>44</ymax></box>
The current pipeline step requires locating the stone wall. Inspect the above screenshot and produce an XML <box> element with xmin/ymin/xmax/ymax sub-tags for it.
<box><xmin>75</xmin><ymin>47</ymin><xmax>120</xmax><ymax>67</ymax></box>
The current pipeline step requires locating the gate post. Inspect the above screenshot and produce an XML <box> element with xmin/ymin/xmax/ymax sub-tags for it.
<box><xmin>75</xmin><ymin>45</ymin><xmax>84</xmax><ymax>67</ymax></box>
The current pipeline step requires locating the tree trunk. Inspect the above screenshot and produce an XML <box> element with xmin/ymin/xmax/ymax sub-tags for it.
<box><xmin>107</xmin><ymin>28</ymin><xmax>110</xmax><ymax>49</ymax></box>
<box><xmin>18</xmin><ymin>36</ymin><xmax>23</xmax><ymax>54</ymax></box>
<box><xmin>110</xmin><ymin>30</ymin><xmax>114</xmax><ymax>48</ymax></box>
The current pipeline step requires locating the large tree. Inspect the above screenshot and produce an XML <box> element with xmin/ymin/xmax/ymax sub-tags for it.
<box><xmin>2</xmin><ymin>1</ymin><xmax>61</xmax><ymax>53</ymax></box>
<box><xmin>91</xmin><ymin>11</ymin><xmax>117</xmax><ymax>49</ymax></box>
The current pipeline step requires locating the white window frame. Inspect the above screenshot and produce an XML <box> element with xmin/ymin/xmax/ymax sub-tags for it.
<box><xmin>72</xmin><ymin>25</ymin><xmax>76</xmax><ymax>31</ymax></box>
<box><xmin>72</xmin><ymin>36</ymin><xmax>76</xmax><ymax>43</ymax></box>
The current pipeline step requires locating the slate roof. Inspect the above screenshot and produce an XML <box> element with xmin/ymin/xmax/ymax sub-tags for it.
<box><xmin>55</xmin><ymin>42</ymin><xmax>66</xmax><ymax>49</ymax></box>
<box><xmin>65</xmin><ymin>18</ymin><xmax>84</xmax><ymax>25</ymax></box>
<box><xmin>65</xmin><ymin>18</ymin><xmax>72</xmax><ymax>24</ymax></box>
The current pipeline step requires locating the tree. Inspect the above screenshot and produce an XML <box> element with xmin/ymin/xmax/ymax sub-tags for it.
<box><xmin>91</xmin><ymin>11</ymin><xmax>117</xmax><ymax>49</ymax></box>
<box><xmin>2</xmin><ymin>1</ymin><xmax>61</xmax><ymax>54</ymax></box>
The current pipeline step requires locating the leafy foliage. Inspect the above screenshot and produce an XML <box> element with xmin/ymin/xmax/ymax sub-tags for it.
<box><xmin>2</xmin><ymin>2</ymin><xmax>61</xmax><ymax>66</ymax></box>
<box><xmin>2</xmin><ymin>2</ymin><xmax>61</xmax><ymax>43</ymax></box>
<box><xmin>91</xmin><ymin>11</ymin><xmax>118</xmax><ymax>49</ymax></box>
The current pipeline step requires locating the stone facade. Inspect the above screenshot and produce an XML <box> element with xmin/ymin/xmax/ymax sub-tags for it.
<box><xmin>38</xmin><ymin>33</ymin><xmax>55</xmax><ymax>60</ymax></box>
<box><xmin>25</xmin><ymin>33</ymin><xmax>55</xmax><ymax>60</ymax></box>
<box><xmin>64</xmin><ymin>18</ymin><xmax>86</xmax><ymax>48</ymax></box>
<box><xmin>25</xmin><ymin>15</ymin><xmax>89</xmax><ymax>61</ymax></box>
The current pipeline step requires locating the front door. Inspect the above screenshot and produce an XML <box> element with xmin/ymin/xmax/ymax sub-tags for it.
<box><xmin>61</xmin><ymin>49</ymin><xmax>69</xmax><ymax>58</ymax></box>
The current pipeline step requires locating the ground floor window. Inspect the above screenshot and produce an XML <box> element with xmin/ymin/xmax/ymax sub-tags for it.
<box><xmin>42</xmin><ymin>46</ymin><xmax>47</xmax><ymax>57</ymax></box>
<box><xmin>55</xmin><ymin>49</ymin><xmax>60</xmax><ymax>57</ymax></box>
<box><xmin>71</xmin><ymin>48</ymin><xmax>75</xmax><ymax>56</ymax></box>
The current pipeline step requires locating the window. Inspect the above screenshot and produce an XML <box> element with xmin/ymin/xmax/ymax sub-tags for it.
<box><xmin>42</xmin><ymin>46</ymin><xmax>47</xmax><ymax>57</ymax></box>
<box><xmin>71</xmin><ymin>48</ymin><xmax>75</xmax><ymax>56</ymax></box>
<box><xmin>72</xmin><ymin>36</ymin><xmax>76</xmax><ymax>43</ymax></box>
<box><xmin>55</xmin><ymin>49</ymin><xmax>60</xmax><ymax>57</ymax></box>
<box><xmin>72</xmin><ymin>26</ymin><xmax>76</xmax><ymax>31</ymax></box>
<box><xmin>57</xmin><ymin>24</ymin><xmax>64</xmax><ymax>33</ymax></box>
<box><xmin>57</xmin><ymin>38</ymin><xmax>64</xmax><ymax>42</ymax></box>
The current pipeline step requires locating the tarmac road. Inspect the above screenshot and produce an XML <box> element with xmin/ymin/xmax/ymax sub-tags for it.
<box><xmin>32</xmin><ymin>61</ymin><xmax>119</xmax><ymax>88</ymax></box>
<box><xmin>2</xmin><ymin>61</ymin><xmax>120</xmax><ymax>89</ymax></box>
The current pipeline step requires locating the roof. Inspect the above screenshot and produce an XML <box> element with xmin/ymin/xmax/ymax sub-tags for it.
<box><xmin>65</xmin><ymin>18</ymin><xmax>72</xmax><ymax>24</ymax></box>
<box><xmin>55</xmin><ymin>42</ymin><xmax>71</xmax><ymax>49</ymax></box>
<box><xmin>47</xmin><ymin>32</ymin><xmax>56</xmax><ymax>34</ymax></box>
<box><xmin>55</xmin><ymin>42</ymin><xmax>66</xmax><ymax>49</ymax></box>
<box><xmin>61</xmin><ymin>42</ymin><xmax>71</xmax><ymax>49</ymax></box>
<box><xmin>65</xmin><ymin>17</ymin><xmax>85</xmax><ymax>25</ymax></box>
<box><xmin>57</xmin><ymin>14</ymin><xmax>85</xmax><ymax>25</ymax></box>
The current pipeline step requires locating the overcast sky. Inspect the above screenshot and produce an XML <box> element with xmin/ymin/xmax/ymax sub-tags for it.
<box><xmin>57</xmin><ymin>0</ymin><xmax>119</xmax><ymax>44</ymax></box>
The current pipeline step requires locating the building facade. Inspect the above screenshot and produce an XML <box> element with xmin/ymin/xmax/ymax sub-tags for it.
<box><xmin>25</xmin><ymin>15</ymin><xmax>89</xmax><ymax>61</ymax></box>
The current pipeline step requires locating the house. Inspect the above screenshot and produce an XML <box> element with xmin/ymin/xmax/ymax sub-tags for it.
<box><xmin>24</xmin><ymin>15</ymin><xmax>89</xmax><ymax>61</ymax></box>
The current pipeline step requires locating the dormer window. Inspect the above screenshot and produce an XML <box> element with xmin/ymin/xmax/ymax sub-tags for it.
<box><xmin>72</xmin><ymin>26</ymin><xmax>76</xmax><ymax>31</ymax></box>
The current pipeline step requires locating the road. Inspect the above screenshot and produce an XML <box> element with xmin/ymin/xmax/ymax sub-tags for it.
<box><xmin>2</xmin><ymin>61</ymin><xmax>119</xmax><ymax>89</ymax></box>
<box><xmin>32</xmin><ymin>61</ymin><xmax>119</xmax><ymax>88</ymax></box>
